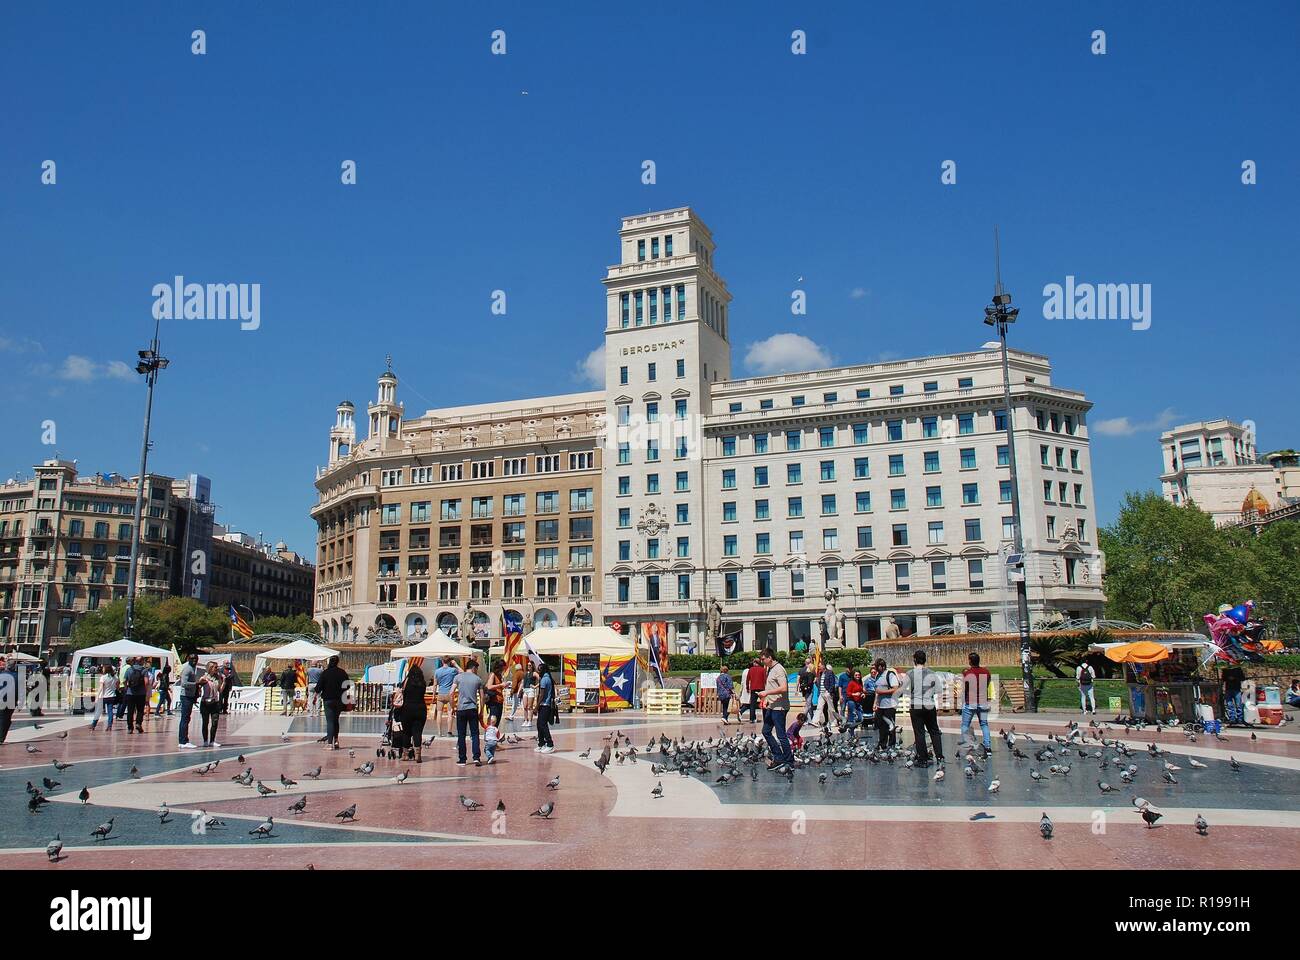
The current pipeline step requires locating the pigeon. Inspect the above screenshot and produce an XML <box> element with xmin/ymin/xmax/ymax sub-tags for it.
<box><xmin>988</xmin><ymin>779</ymin><xmax>1000</xmax><ymax>794</ymax></box>
<box><xmin>578</xmin><ymin>748</ymin><xmax>590</xmax><ymax>759</ymax></box>
<box><xmin>42</xmin><ymin>776</ymin><xmax>61</xmax><ymax>790</ymax></box>
<box><xmin>156</xmin><ymin>803</ymin><xmax>171</xmax><ymax>824</ymax></box>
<box><xmin>238</xmin><ymin>755</ymin><xmax>246</xmax><ymax>764</ymax></box>
<box><xmin>129</xmin><ymin>766</ymin><xmax>140</xmax><ymax>779</ymax></box>
<box><xmin>818</xmin><ymin>772</ymin><xmax>828</xmax><ymax>784</ymax></box>
<box><xmin>335</xmin><ymin>803</ymin><xmax>357</xmax><ymax>822</ymax></box>
<box><xmin>1039</xmin><ymin>813</ymin><xmax>1053</xmax><ymax>840</ymax></box>
<box><xmin>391</xmin><ymin>768</ymin><xmax>411</xmax><ymax>785</ymax></box>
<box><xmin>199</xmin><ymin>812</ymin><xmax>225</xmax><ymax>829</ymax></box>
<box><xmin>280</xmin><ymin>774</ymin><xmax>298</xmax><ymax>788</ymax></box>
<box><xmin>28</xmin><ymin>795</ymin><xmax>49</xmax><ymax>813</ymax></box>
<box><xmin>1188</xmin><ymin>758</ymin><xmax>1207</xmax><ymax>769</ymax></box>
<box><xmin>651</xmin><ymin>781</ymin><xmax>664</xmax><ymax>799</ymax></box>
<box><xmin>91</xmin><ymin>818</ymin><xmax>115</xmax><ymax>841</ymax></box>
<box><xmin>288</xmin><ymin>796</ymin><xmax>307</xmax><ymax>814</ymax></box>
<box><xmin>348</xmin><ymin>749</ymin><xmax>356</xmax><ymax>758</ymax></box>
<box><xmin>1132</xmin><ymin>795</ymin><xmax>1151</xmax><ymax>810</ymax></box>
<box><xmin>195</xmin><ymin>763</ymin><xmax>214</xmax><ymax>776</ymax></box>
<box><xmin>256</xmin><ymin>781</ymin><xmax>277</xmax><ymax>796</ymax></box>
<box><xmin>1229</xmin><ymin>757</ymin><xmax>1241</xmax><ymax>771</ymax></box>
<box><xmin>1140</xmin><ymin>806</ymin><xmax>1163</xmax><ymax>828</ymax></box>
<box><xmin>249</xmin><ymin>817</ymin><xmax>274</xmax><ymax>838</ymax></box>
<box><xmin>933</xmin><ymin>767</ymin><xmax>945</xmax><ymax>782</ymax></box>
<box><xmin>53</xmin><ymin>759</ymin><xmax>73</xmax><ymax>772</ymax></box>
<box><xmin>1195</xmin><ymin>814</ymin><xmax>1208</xmax><ymax>836</ymax></box>
<box><xmin>495</xmin><ymin>799</ymin><xmax>505</xmax><ymax>813</ymax></box>
<box><xmin>546</xmin><ymin>776</ymin><xmax>560</xmax><ymax>790</ymax></box>
<box><xmin>355</xmin><ymin>762</ymin><xmax>374</xmax><ymax>777</ymax></box>
<box><xmin>530</xmin><ymin>802</ymin><xmax>555</xmax><ymax>819</ymax></box>
<box><xmin>1162</xmin><ymin>771</ymin><xmax>1178</xmax><ymax>785</ymax></box>
<box><xmin>1098</xmin><ymin>780</ymin><xmax>1117</xmax><ymax>793</ymax></box>
<box><xmin>1163</xmin><ymin>760</ymin><xmax>1181</xmax><ymax>773</ymax></box>
<box><xmin>459</xmin><ymin>795</ymin><xmax>482</xmax><ymax>811</ymax></box>
<box><xmin>46</xmin><ymin>834</ymin><xmax>63</xmax><ymax>862</ymax></box>
<box><xmin>57</xmin><ymin>731</ymin><xmax>68</xmax><ymax>740</ymax></box>
<box><xmin>1029</xmin><ymin>769</ymin><xmax>1044</xmax><ymax>782</ymax></box>
<box><xmin>1251</xmin><ymin>732</ymin><xmax>1257</xmax><ymax>741</ymax></box>
<box><xmin>25</xmin><ymin>745</ymin><xmax>41</xmax><ymax>754</ymax></box>
<box><xmin>78</xmin><ymin>786</ymin><xmax>90</xmax><ymax>805</ymax></box>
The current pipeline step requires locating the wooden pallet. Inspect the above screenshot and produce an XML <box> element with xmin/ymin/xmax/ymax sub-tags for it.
<box><xmin>645</xmin><ymin>688</ymin><xmax>682</xmax><ymax>715</ymax></box>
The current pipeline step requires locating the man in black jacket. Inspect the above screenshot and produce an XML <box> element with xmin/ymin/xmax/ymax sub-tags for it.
<box><xmin>279</xmin><ymin>664</ymin><xmax>297</xmax><ymax>716</ymax></box>
<box><xmin>314</xmin><ymin>656</ymin><xmax>349</xmax><ymax>748</ymax></box>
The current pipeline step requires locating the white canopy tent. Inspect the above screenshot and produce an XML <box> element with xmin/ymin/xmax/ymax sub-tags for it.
<box><xmin>69</xmin><ymin>638</ymin><xmax>174</xmax><ymax>677</ymax></box>
<box><xmin>252</xmin><ymin>638</ymin><xmax>340</xmax><ymax>686</ymax></box>
<box><xmin>490</xmin><ymin>625</ymin><xmax>635</xmax><ymax>658</ymax></box>
<box><xmin>3</xmin><ymin>650</ymin><xmax>40</xmax><ymax>663</ymax></box>
<box><xmin>390</xmin><ymin>631</ymin><xmax>476</xmax><ymax>660</ymax></box>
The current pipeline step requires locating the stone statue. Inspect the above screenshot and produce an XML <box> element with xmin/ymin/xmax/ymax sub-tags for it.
<box><xmin>882</xmin><ymin>616</ymin><xmax>901</xmax><ymax>640</ymax></box>
<box><xmin>461</xmin><ymin>425</ymin><xmax>478</xmax><ymax>447</ymax></box>
<box><xmin>491</xmin><ymin>422</ymin><xmax>507</xmax><ymax>445</ymax></box>
<box><xmin>706</xmin><ymin>597</ymin><xmax>723</xmax><ymax>646</ymax></box>
<box><xmin>431</xmin><ymin>429</ymin><xmax>446</xmax><ymax>451</ymax></box>
<box><xmin>556</xmin><ymin>415</ymin><xmax>573</xmax><ymax>438</ymax></box>
<box><xmin>821</xmin><ymin>589</ymin><xmax>846</xmax><ymax>646</ymax></box>
<box><xmin>460</xmin><ymin>605</ymin><xmax>478</xmax><ymax>642</ymax></box>
<box><xmin>592</xmin><ymin>412</ymin><xmax>608</xmax><ymax>445</ymax></box>
<box><xmin>525</xmin><ymin>419</ymin><xmax>539</xmax><ymax>442</ymax></box>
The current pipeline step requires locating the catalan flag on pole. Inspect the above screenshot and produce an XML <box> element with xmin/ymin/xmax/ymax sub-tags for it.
<box><xmin>294</xmin><ymin>659</ymin><xmax>307</xmax><ymax>691</ymax></box>
<box><xmin>502</xmin><ymin>610</ymin><xmax>524</xmax><ymax>665</ymax></box>
<box><xmin>229</xmin><ymin>605</ymin><xmax>254</xmax><ymax>640</ymax></box>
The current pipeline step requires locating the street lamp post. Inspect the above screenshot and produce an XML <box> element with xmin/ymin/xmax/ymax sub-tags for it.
<box><xmin>123</xmin><ymin>319</ymin><xmax>169</xmax><ymax>643</ymax></box>
<box><xmin>984</xmin><ymin>230</ymin><xmax>1036</xmax><ymax>712</ymax></box>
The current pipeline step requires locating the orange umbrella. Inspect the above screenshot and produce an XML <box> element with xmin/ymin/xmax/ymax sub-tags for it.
<box><xmin>1103</xmin><ymin>641</ymin><xmax>1171</xmax><ymax>664</ymax></box>
<box><xmin>1262</xmin><ymin>639</ymin><xmax>1283</xmax><ymax>653</ymax></box>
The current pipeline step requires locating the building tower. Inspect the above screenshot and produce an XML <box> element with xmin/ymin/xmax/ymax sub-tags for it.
<box><xmin>328</xmin><ymin>400</ymin><xmax>355</xmax><ymax>465</ymax></box>
<box><xmin>367</xmin><ymin>359</ymin><xmax>403</xmax><ymax>441</ymax></box>
<box><xmin>600</xmin><ymin>207</ymin><xmax>732</xmax><ymax>651</ymax></box>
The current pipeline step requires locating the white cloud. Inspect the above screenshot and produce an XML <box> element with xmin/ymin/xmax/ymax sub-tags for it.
<box><xmin>576</xmin><ymin>344</ymin><xmax>605</xmax><ymax>387</ymax></box>
<box><xmin>743</xmin><ymin>333</ymin><xmax>832</xmax><ymax>374</ymax></box>
<box><xmin>1092</xmin><ymin>406</ymin><xmax>1181</xmax><ymax>437</ymax></box>
<box><xmin>0</xmin><ymin>335</ymin><xmax>43</xmax><ymax>353</ymax></box>
<box><xmin>849</xmin><ymin>287</ymin><xmax>868</xmax><ymax>299</ymax></box>
<box><xmin>48</xmin><ymin>355</ymin><xmax>136</xmax><ymax>383</ymax></box>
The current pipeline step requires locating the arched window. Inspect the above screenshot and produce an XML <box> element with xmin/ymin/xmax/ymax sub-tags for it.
<box><xmin>533</xmin><ymin>608</ymin><xmax>558</xmax><ymax>630</ymax></box>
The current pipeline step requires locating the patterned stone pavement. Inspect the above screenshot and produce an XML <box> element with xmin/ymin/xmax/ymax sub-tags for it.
<box><xmin>3</xmin><ymin>708</ymin><xmax>1298</xmax><ymax>869</ymax></box>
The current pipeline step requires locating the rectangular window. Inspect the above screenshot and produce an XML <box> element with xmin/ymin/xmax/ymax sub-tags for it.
<box><xmin>756</xmin><ymin>533</ymin><xmax>770</xmax><ymax>555</ymax></box>
<box><xmin>787</xmin><ymin>463</ymin><xmax>801</xmax><ymax>484</ymax></box>
<box><xmin>958</xmin><ymin>413</ymin><xmax>974</xmax><ymax>435</ymax></box>
<box><xmin>754</xmin><ymin>433</ymin><xmax>769</xmax><ymax>454</ymax></box>
<box><xmin>999</xmin><ymin>480</ymin><xmax>1012</xmax><ymax>503</ymax></box>
<box><xmin>722</xmin><ymin>501</ymin><xmax>736</xmax><ymax>522</ymax></box>
<box><xmin>852</xmin><ymin>423</ymin><xmax>869</xmax><ymax>444</ymax></box>
<box><xmin>928</xmin><ymin>521</ymin><xmax>944</xmax><ymax>545</ymax></box>
<box><xmin>889</xmin><ymin>384</ymin><xmax>904</xmax><ymax>396</ymax></box>
<box><xmin>820</xmin><ymin>460</ymin><xmax>835</xmax><ymax>481</ymax></box>
<box><xmin>822</xmin><ymin>528</ymin><xmax>839</xmax><ymax>550</ymax></box>
<box><xmin>890</xmin><ymin>489</ymin><xmax>906</xmax><ymax>510</ymax></box>
<box><xmin>676</xmin><ymin>537</ymin><xmax>689</xmax><ymax>559</ymax></box>
<box><xmin>723</xmin><ymin>535</ymin><xmax>738</xmax><ymax>557</ymax></box>
<box><xmin>536</xmin><ymin>491</ymin><xmax>559</xmax><ymax>513</ymax></box>
<box><xmin>569</xmin><ymin>488</ymin><xmax>594</xmax><ymax>511</ymax></box>
<box><xmin>855</xmin><ymin>388</ymin><xmax>871</xmax><ymax>399</ymax></box>
<box><xmin>924</xmin><ymin>450</ymin><xmax>940</xmax><ymax>473</ymax></box>
<box><xmin>410</xmin><ymin>501</ymin><xmax>430</xmax><ymax>522</ymax></box>
<box><xmin>962</xmin><ymin>483</ymin><xmax>980</xmax><ymax>505</ymax></box>
<box><xmin>958</xmin><ymin>377</ymin><xmax>973</xmax><ymax>389</ymax></box>
<box><xmin>471</xmin><ymin>496</ymin><xmax>494</xmax><ymax>518</ymax></box>
<box><xmin>646</xmin><ymin>575</ymin><xmax>660</xmax><ymax>601</ymax></box>
<box><xmin>617</xmin><ymin>577</ymin><xmax>630</xmax><ymax>602</ymax></box>
<box><xmin>675</xmin><ymin>471</ymin><xmax>689</xmax><ymax>492</ymax></box>
<box><xmin>646</xmin><ymin>474</ymin><xmax>660</xmax><ymax>494</ymax></box>
<box><xmin>819</xmin><ymin>427</ymin><xmax>835</xmax><ymax>448</ymax></box>
<box><xmin>619</xmin><ymin>365</ymin><xmax>628</xmax><ymax>385</ymax></box>
<box><xmin>922</xmin><ymin>416</ymin><xmax>938</xmax><ymax>438</ymax></box>
<box><xmin>617</xmin><ymin>508</ymin><xmax>630</xmax><ymax>528</ymax></box>
<box><xmin>722</xmin><ymin>436</ymin><xmax>737</xmax><ymax>457</ymax></box>
<box><xmin>1040</xmin><ymin>444</ymin><xmax>1050</xmax><ymax>466</ymax></box>
<box><xmin>757</xmin><ymin>569</ymin><xmax>772</xmax><ymax>599</ymax></box>
<box><xmin>789</xmin><ymin>530</ymin><xmax>804</xmax><ymax>554</ymax></box>
<box><xmin>926</xmin><ymin>486</ymin><xmax>942</xmax><ymax>507</ymax></box>
<box><xmin>857</xmin><ymin>526</ymin><xmax>873</xmax><ymax>549</ymax></box>
<box><xmin>620</xmin><ymin>293</ymin><xmax>629</xmax><ymax>328</ymax></box>
<box><xmin>786</xmin><ymin>430</ymin><xmax>802</xmax><ymax>451</ymax></box>
<box><xmin>859</xmin><ymin>564</ymin><xmax>874</xmax><ymax>593</ymax></box>
<box><xmin>645</xmin><ymin>440</ymin><xmax>659</xmax><ymax>462</ymax></box>
<box><xmin>676</xmin><ymin>358</ymin><xmax>685</xmax><ymax>377</ymax></box>
<box><xmin>821</xmin><ymin>494</ymin><xmax>837</xmax><ymax>515</ymax></box>
<box><xmin>754</xmin><ymin>499</ymin><xmax>770</xmax><ymax>520</ymax></box>
<box><xmin>968</xmin><ymin>558</ymin><xmax>985</xmax><ymax>588</ymax></box>
<box><xmin>923</xmin><ymin>381</ymin><xmax>938</xmax><ymax>393</ymax></box>
<box><xmin>675</xmin><ymin>399</ymin><xmax>687</xmax><ymax>420</ymax></box>
<box><xmin>504</xmin><ymin>493</ymin><xmax>526</xmax><ymax>516</ymax></box>
<box><xmin>725</xmin><ymin>571</ymin><xmax>738</xmax><ymax>599</ymax></box>
<box><xmin>887</xmin><ymin>419</ymin><xmax>903</xmax><ymax>442</ymax></box>
<box><xmin>1074</xmin><ymin>483</ymin><xmax>1084</xmax><ymax>505</ymax></box>
<box><xmin>722</xmin><ymin>470</ymin><xmax>736</xmax><ymax>490</ymax></box>
<box><xmin>677</xmin><ymin>574</ymin><xmax>691</xmax><ymax>600</ymax></box>
<box><xmin>855</xmin><ymin>491</ymin><xmax>871</xmax><ymax>513</ymax></box>
<box><xmin>894</xmin><ymin>562</ymin><xmax>910</xmax><ymax>593</ymax></box>
<box><xmin>965</xmin><ymin>518</ymin><xmax>982</xmax><ymax>541</ymax></box>
<box><xmin>960</xmin><ymin>448</ymin><xmax>977</xmax><ymax>469</ymax></box>
<box><xmin>995</xmin><ymin>409</ymin><xmax>1008</xmax><ymax>431</ymax></box>
<box><xmin>788</xmin><ymin>496</ymin><xmax>803</xmax><ymax>518</ymax></box>
<box><xmin>854</xmin><ymin>456</ymin><xmax>869</xmax><ymax>479</ymax></box>
<box><xmin>1070</xmin><ymin>449</ymin><xmax>1080</xmax><ymax>470</ymax></box>
<box><xmin>931</xmin><ymin>560</ymin><xmax>947</xmax><ymax>591</ymax></box>
<box><xmin>676</xmin><ymin>503</ymin><xmax>690</xmax><ymax>523</ymax></box>
<box><xmin>997</xmin><ymin>444</ymin><xmax>1010</xmax><ymax>467</ymax></box>
<box><xmin>892</xmin><ymin>523</ymin><xmax>909</xmax><ymax>547</ymax></box>
<box><xmin>637</xmin><ymin>239</ymin><xmax>646</xmax><ymax>261</ymax></box>
<box><xmin>792</xmin><ymin>395</ymin><xmax>805</xmax><ymax>407</ymax></box>
<box><xmin>889</xmin><ymin>454</ymin><xmax>904</xmax><ymax>476</ymax></box>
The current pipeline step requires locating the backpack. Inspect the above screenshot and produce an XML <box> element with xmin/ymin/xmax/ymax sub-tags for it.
<box><xmin>1078</xmin><ymin>664</ymin><xmax>1093</xmax><ymax>686</ymax></box>
<box><xmin>126</xmin><ymin>666</ymin><xmax>145</xmax><ymax>694</ymax></box>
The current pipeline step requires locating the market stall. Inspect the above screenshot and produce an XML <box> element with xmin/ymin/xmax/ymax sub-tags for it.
<box><xmin>68</xmin><ymin>638</ymin><xmax>176</xmax><ymax>713</ymax></box>
<box><xmin>1091</xmin><ymin>638</ymin><xmax>1212</xmax><ymax>724</ymax></box>
<box><xmin>491</xmin><ymin>626</ymin><xmax>637</xmax><ymax>713</ymax></box>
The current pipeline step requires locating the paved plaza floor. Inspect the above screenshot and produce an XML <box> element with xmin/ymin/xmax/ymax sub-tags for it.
<box><xmin>4</xmin><ymin>708</ymin><xmax>1298</xmax><ymax>870</ymax></box>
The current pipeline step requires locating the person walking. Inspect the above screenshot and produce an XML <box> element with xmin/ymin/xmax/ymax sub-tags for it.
<box><xmin>219</xmin><ymin>662</ymin><xmax>235</xmax><ymax>714</ymax></box>
<box><xmin>1222</xmin><ymin>664</ymin><xmax>1246</xmax><ymax>725</ymax></box>
<box><xmin>844</xmin><ymin>670</ymin><xmax>865</xmax><ymax>732</ymax></box>
<box><xmin>960</xmin><ymin>652</ymin><xmax>993</xmax><ymax>751</ymax></box>
<box><xmin>434</xmin><ymin>658</ymin><xmax>459</xmax><ymax>736</ymax></box>
<box><xmin>314</xmin><ymin>655</ymin><xmax>349</xmax><ymax>749</ymax></box>
<box><xmin>177</xmin><ymin>654</ymin><xmax>201</xmax><ymax>749</ymax></box>
<box><xmin>535</xmin><ymin>662</ymin><xmax>556</xmax><ymax>753</ymax></box>
<box><xmin>813</xmin><ymin>661</ymin><xmax>839</xmax><ymax>732</ymax></box>
<box><xmin>484</xmin><ymin>659</ymin><xmax>506</xmax><ymax>726</ymax></box>
<box><xmin>716</xmin><ymin>665</ymin><xmax>735</xmax><ymax>724</ymax></box>
<box><xmin>199</xmin><ymin>661</ymin><xmax>223</xmax><ymax>747</ymax></box>
<box><xmin>903</xmin><ymin>650</ymin><xmax>946</xmax><ymax>766</ymax></box>
<box><xmin>758</xmin><ymin>648</ymin><xmax>794</xmax><ymax>768</ymax></box>
<box><xmin>279</xmin><ymin>663</ymin><xmax>297</xmax><ymax>716</ymax></box>
<box><xmin>307</xmin><ymin>661</ymin><xmax>323</xmax><ymax>716</ymax></box>
<box><xmin>122</xmin><ymin>657</ymin><xmax>148</xmax><ymax>734</ymax></box>
<box><xmin>89</xmin><ymin>663</ymin><xmax>118</xmax><ymax>732</ymax></box>
<box><xmin>872</xmin><ymin>658</ymin><xmax>901</xmax><ymax>750</ymax></box>
<box><xmin>1076</xmin><ymin>660</ymin><xmax>1097</xmax><ymax>715</ymax></box>
<box><xmin>0</xmin><ymin>657</ymin><xmax>19</xmax><ymax>744</ymax></box>
<box><xmin>452</xmin><ymin>658</ymin><xmax>484</xmax><ymax>766</ymax></box>
<box><xmin>797</xmin><ymin>659</ymin><xmax>816</xmax><ymax>723</ymax></box>
<box><xmin>155</xmin><ymin>662</ymin><xmax>172</xmax><ymax>716</ymax></box>
<box><xmin>744</xmin><ymin>659</ymin><xmax>766</xmax><ymax>724</ymax></box>
<box><xmin>398</xmin><ymin>661</ymin><xmax>428</xmax><ymax>762</ymax></box>
<box><xmin>521</xmin><ymin>664</ymin><xmax>538</xmax><ymax>728</ymax></box>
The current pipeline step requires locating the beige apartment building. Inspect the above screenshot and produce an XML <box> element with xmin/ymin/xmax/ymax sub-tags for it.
<box><xmin>1159</xmin><ymin>419</ymin><xmax>1299</xmax><ymax>525</ymax></box>
<box><xmin>208</xmin><ymin>526</ymin><xmax>315</xmax><ymax>621</ymax></box>
<box><xmin>312</xmin><ymin>369</ymin><xmax>604</xmax><ymax>645</ymax></box>
<box><xmin>0</xmin><ymin>461</ymin><xmax>177</xmax><ymax>654</ymax></box>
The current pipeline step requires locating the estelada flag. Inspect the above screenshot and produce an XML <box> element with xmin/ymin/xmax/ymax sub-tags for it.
<box><xmin>502</xmin><ymin>610</ymin><xmax>524</xmax><ymax>665</ymax></box>
<box><xmin>228</xmin><ymin>605</ymin><xmax>254</xmax><ymax>640</ymax></box>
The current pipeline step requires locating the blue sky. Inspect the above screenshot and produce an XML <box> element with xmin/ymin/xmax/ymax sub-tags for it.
<box><xmin>3</xmin><ymin>1</ymin><xmax>1297</xmax><ymax>555</ymax></box>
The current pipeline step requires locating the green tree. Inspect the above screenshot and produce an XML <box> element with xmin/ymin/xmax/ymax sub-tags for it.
<box><xmin>1252</xmin><ymin>522</ymin><xmax>1300</xmax><ymax>639</ymax></box>
<box><xmin>250</xmin><ymin>614</ymin><xmax>321</xmax><ymax>638</ymax></box>
<box><xmin>1099</xmin><ymin>492</ymin><xmax>1254</xmax><ymax>629</ymax></box>
<box><xmin>69</xmin><ymin>597</ymin><xmax>227</xmax><ymax>656</ymax></box>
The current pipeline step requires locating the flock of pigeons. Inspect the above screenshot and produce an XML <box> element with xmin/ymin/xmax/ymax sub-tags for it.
<box><xmin>579</xmin><ymin>718</ymin><xmax>1237</xmax><ymax>841</ymax></box>
<box><xmin>28</xmin><ymin>713</ymin><xmax>1246</xmax><ymax>862</ymax></box>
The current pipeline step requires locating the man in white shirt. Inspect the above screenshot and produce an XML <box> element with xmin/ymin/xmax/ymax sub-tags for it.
<box><xmin>872</xmin><ymin>658</ymin><xmax>901</xmax><ymax>750</ymax></box>
<box><xmin>902</xmin><ymin>650</ymin><xmax>956</xmax><ymax>765</ymax></box>
<box><xmin>1076</xmin><ymin>661</ymin><xmax>1096</xmax><ymax>714</ymax></box>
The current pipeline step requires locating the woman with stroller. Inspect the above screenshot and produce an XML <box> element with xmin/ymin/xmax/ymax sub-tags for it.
<box><xmin>397</xmin><ymin>662</ymin><xmax>428</xmax><ymax>762</ymax></box>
